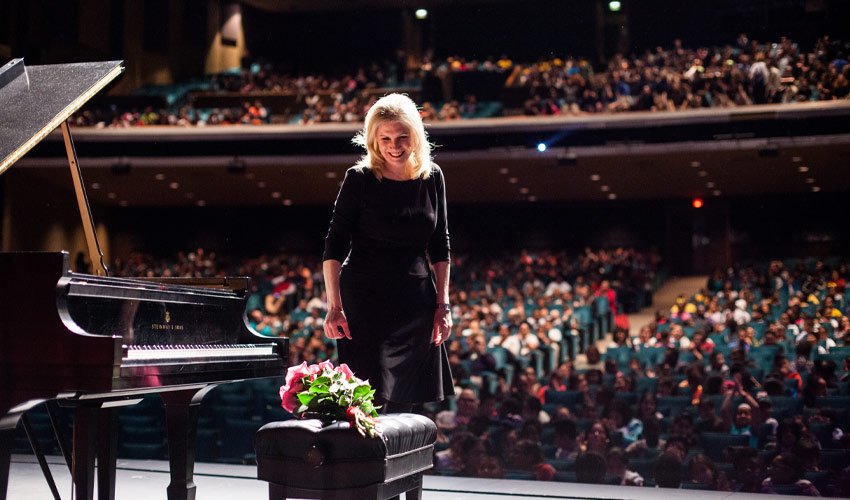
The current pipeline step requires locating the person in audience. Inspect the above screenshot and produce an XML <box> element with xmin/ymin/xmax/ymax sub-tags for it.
<box><xmin>575</xmin><ymin>452</ymin><xmax>607</xmax><ymax>484</ymax></box>
<box><xmin>507</xmin><ymin>439</ymin><xmax>555</xmax><ymax>480</ymax></box>
<box><xmin>475</xmin><ymin>454</ymin><xmax>505</xmax><ymax>479</ymax></box>
<box><xmin>575</xmin><ymin>345</ymin><xmax>605</xmax><ymax>371</ymax></box>
<box><xmin>722</xmin><ymin>381</ymin><xmax>761</xmax><ymax>447</ymax></box>
<box><xmin>793</xmin><ymin>437</ymin><xmax>821</xmax><ymax>473</ymax></box>
<box><xmin>461</xmin><ymin>333</ymin><xmax>497</xmax><ymax>379</ymax></box>
<box><xmin>708</xmin><ymin>350</ymin><xmax>730</xmax><ymax>377</ymax></box>
<box><xmin>606</xmin><ymin>447</ymin><xmax>644</xmax><ymax>485</ymax></box>
<box><xmin>579</xmin><ymin>422</ymin><xmax>612</xmax><ymax>455</ymax></box>
<box><xmin>688</xmin><ymin>329</ymin><xmax>714</xmax><ymax>361</ymax></box>
<box><xmin>553</xmin><ymin>419</ymin><xmax>579</xmax><ymax>460</ymax></box>
<box><xmin>687</xmin><ymin>453</ymin><xmax>719</xmax><ymax>488</ymax></box>
<box><xmin>655</xmin><ymin>452</ymin><xmax>684</xmax><ymax>488</ymax></box>
<box><xmin>733</xmin><ymin>451</ymin><xmax>770</xmax><ymax>493</ymax></box>
<box><xmin>608</xmin><ymin>326</ymin><xmax>633</xmax><ymax>349</ymax></box>
<box><xmin>802</xmin><ymin>374</ymin><xmax>829</xmax><ymax>407</ymax></box>
<box><xmin>762</xmin><ymin>454</ymin><xmax>821</xmax><ymax>496</ymax></box>
<box><xmin>435</xmin><ymin>431</ymin><xmax>477</xmax><ymax>471</ymax></box>
<box><xmin>626</xmin><ymin>416</ymin><xmax>664</xmax><ymax>459</ymax></box>
<box><xmin>771</xmin><ymin>354</ymin><xmax>803</xmax><ymax>393</ymax></box>
<box><xmin>435</xmin><ymin>388</ymin><xmax>479</xmax><ymax>437</ymax></box>
<box><xmin>488</xmin><ymin>323</ymin><xmax>520</xmax><ymax>360</ymax></box>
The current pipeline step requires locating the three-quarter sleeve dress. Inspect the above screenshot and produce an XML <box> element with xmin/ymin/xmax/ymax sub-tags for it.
<box><xmin>323</xmin><ymin>164</ymin><xmax>454</xmax><ymax>404</ymax></box>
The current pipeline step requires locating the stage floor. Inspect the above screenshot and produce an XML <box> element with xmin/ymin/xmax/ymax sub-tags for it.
<box><xmin>7</xmin><ymin>454</ymin><xmax>816</xmax><ymax>500</ymax></box>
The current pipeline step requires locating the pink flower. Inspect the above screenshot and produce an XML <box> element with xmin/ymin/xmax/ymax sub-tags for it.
<box><xmin>317</xmin><ymin>359</ymin><xmax>334</xmax><ymax>374</ymax></box>
<box><xmin>280</xmin><ymin>361</ymin><xmax>317</xmax><ymax>412</ymax></box>
<box><xmin>279</xmin><ymin>381</ymin><xmax>302</xmax><ymax>412</ymax></box>
<box><xmin>337</xmin><ymin>363</ymin><xmax>355</xmax><ymax>380</ymax></box>
<box><xmin>284</xmin><ymin>361</ymin><xmax>311</xmax><ymax>387</ymax></box>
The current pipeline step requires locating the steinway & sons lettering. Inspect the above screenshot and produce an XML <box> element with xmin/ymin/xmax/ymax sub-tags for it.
<box><xmin>151</xmin><ymin>323</ymin><xmax>185</xmax><ymax>330</ymax></box>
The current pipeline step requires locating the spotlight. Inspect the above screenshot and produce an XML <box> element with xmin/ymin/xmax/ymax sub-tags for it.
<box><xmin>692</xmin><ymin>198</ymin><xmax>704</xmax><ymax>209</ymax></box>
<box><xmin>537</xmin><ymin>143</ymin><xmax>547</xmax><ymax>152</ymax></box>
<box><xmin>608</xmin><ymin>1</ymin><xmax>622</xmax><ymax>12</ymax></box>
<box><xmin>415</xmin><ymin>8</ymin><xmax>428</xmax><ymax>19</ymax></box>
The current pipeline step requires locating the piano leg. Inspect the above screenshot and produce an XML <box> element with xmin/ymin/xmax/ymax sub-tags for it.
<box><xmin>0</xmin><ymin>426</ymin><xmax>14</xmax><ymax>500</ymax></box>
<box><xmin>161</xmin><ymin>387</ymin><xmax>215</xmax><ymax>500</ymax></box>
<box><xmin>96</xmin><ymin>408</ymin><xmax>117</xmax><ymax>500</ymax></box>
<box><xmin>73</xmin><ymin>405</ymin><xmax>99</xmax><ymax>500</ymax></box>
<box><xmin>21</xmin><ymin>414</ymin><xmax>61</xmax><ymax>500</ymax></box>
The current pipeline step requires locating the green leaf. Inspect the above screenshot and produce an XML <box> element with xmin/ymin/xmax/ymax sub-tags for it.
<box><xmin>313</xmin><ymin>376</ymin><xmax>331</xmax><ymax>386</ymax></box>
<box><xmin>308</xmin><ymin>384</ymin><xmax>328</xmax><ymax>394</ymax></box>
<box><xmin>296</xmin><ymin>404</ymin><xmax>309</xmax><ymax>414</ymax></box>
<box><xmin>353</xmin><ymin>385</ymin><xmax>370</xmax><ymax>399</ymax></box>
<box><xmin>297</xmin><ymin>393</ymin><xmax>315</xmax><ymax>405</ymax></box>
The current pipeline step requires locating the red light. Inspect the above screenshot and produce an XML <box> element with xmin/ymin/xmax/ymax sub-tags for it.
<box><xmin>692</xmin><ymin>198</ymin><xmax>704</xmax><ymax>208</ymax></box>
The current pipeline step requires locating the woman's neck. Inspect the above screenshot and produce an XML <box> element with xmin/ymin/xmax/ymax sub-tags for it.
<box><xmin>382</xmin><ymin>163</ymin><xmax>409</xmax><ymax>180</ymax></box>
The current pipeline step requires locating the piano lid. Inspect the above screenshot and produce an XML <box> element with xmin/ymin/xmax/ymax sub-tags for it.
<box><xmin>0</xmin><ymin>58</ymin><xmax>124</xmax><ymax>176</ymax></box>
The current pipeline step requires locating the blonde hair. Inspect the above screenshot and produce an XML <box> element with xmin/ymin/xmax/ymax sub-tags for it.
<box><xmin>352</xmin><ymin>93</ymin><xmax>432</xmax><ymax>180</ymax></box>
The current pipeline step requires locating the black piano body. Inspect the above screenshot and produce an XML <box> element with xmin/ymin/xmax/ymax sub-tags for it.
<box><xmin>0</xmin><ymin>59</ymin><xmax>289</xmax><ymax>500</ymax></box>
<box><xmin>0</xmin><ymin>251</ymin><xmax>289</xmax><ymax>500</ymax></box>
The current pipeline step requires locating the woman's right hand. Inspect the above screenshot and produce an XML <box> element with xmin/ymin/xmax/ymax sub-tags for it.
<box><xmin>324</xmin><ymin>307</ymin><xmax>351</xmax><ymax>340</ymax></box>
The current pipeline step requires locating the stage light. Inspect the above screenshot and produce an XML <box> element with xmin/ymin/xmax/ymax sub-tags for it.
<box><xmin>415</xmin><ymin>8</ymin><xmax>428</xmax><ymax>19</ymax></box>
<box><xmin>537</xmin><ymin>143</ymin><xmax>547</xmax><ymax>152</ymax></box>
<box><xmin>608</xmin><ymin>1</ymin><xmax>622</xmax><ymax>12</ymax></box>
<box><xmin>692</xmin><ymin>198</ymin><xmax>703</xmax><ymax>208</ymax></box>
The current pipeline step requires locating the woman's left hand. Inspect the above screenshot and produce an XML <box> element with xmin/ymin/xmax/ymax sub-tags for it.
<box><xmin>432</xmin><ymin>308</ymin><xmax>452</xmax><ymax>345</ymax></box>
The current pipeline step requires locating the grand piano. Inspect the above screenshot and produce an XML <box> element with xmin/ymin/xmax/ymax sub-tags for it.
<box><xmin>0</xmin><ymin>59</ymin><xmax>289</xmax><ymax>500</ymax></box>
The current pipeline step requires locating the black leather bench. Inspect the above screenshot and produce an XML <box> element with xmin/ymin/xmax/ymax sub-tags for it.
<box><xmin>255</xmin><ymin>413</ymin><xmax>437</xmax><ymax>500</ymax></box>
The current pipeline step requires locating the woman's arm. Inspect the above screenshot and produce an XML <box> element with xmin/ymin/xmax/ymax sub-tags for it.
<box><xmin>322</xmin><ymin>259</ymin><xmax>351</xmax><ymax>340</ymax></box>
<box><xmin>432</xmin><ymin>261</ymin><xmax>452</xmax><ymax>345</ymax></box>
<box><xmin>321</xmin><ymin>169</ymin><xmax>360</xmax><ymax>340</ymax></box>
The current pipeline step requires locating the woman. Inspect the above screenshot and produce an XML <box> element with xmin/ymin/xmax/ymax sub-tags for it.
<box><xmin>323</xmin><ymin>94</ymin><xmax>453</xmax><ymax>412</ymax></box>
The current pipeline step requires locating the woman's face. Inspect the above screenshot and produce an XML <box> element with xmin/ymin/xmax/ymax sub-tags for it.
<box><xmin>587</xmin><ymin>423</ymin><xmax>608</xmax><ymax>451</ymax></box>
<box><xmin>376</xmin><ymin>121</ymin><xmax>412</xmax><ymax>170</ymax></box>
<box><xmin>477</xmin><ymin>456</ymin><xmax>504</xmax><ymax>479</ymax></box>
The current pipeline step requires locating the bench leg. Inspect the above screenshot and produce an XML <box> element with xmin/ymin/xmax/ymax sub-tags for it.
<box><xmin>268</xmin><ymin>483</ymin><xmax>286</xmax><ymax>500</ymax></box>
<box><xmin>405</xmin><ymin>485</ymin><xmax>422</xmax><ymax>500</ymax></box>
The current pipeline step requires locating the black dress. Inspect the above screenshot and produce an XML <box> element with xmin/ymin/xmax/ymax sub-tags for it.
<box><xmin>323</xmin><ymin>164</ymin><xmax>454</xmax><ymax>404</ymax></box>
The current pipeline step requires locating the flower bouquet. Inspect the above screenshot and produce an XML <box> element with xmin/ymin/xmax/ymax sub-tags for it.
<box><xmin>279</xmin><ymin>360</ymin><xmax>381</xmax><ymax>438</ymax></box>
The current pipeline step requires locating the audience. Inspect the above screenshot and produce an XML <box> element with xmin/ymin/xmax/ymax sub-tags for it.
<box><xmin>109</xmin><ymin>247</ymin><xmax>850</xmax><ymax>494</ymax></box>
<box><xmin>72</xmin><ymin>35</ymin><xmax>850</xmax><ymax>128</ymax></box>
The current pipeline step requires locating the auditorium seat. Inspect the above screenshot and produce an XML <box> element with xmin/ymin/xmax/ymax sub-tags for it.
<box><xmin>700</xmin><ymin>433</ymin><xmax>749</xmax><ymax>462</ymax></box>
<box><xmin>627</xmin><ymin>458</ymin><xmax>656</xmax><ymax>482</ymax></box>
<box><xmin>635</xmin><ymin>377</ymin><xmax>658</xmax><ymax>395</ymax></box>
<box><xmin>768</xmin><ymin>396</ymin><xmax>803</xmax><ymax>420</ymax></box>
<box><xmin>544</xmin><ymin>389</ymin><xmax>582</xmax><ymax>408</ymax></box>
<box><xmin>656</xmin><ymin>396</ymin><xmax>691</xmax><ymax>417</ymax></box>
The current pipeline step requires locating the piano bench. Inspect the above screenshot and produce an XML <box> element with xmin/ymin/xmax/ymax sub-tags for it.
<box><xmin>255</xmin><ymin>413</ymin><xmax>437</xmax><ymax>500</ymax></box>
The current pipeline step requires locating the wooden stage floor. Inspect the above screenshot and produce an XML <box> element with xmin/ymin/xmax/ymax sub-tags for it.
<box><xmin>7</xmin><ymin>454</ymin><xmax>818</xmax><ymax>500</ymax></box>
